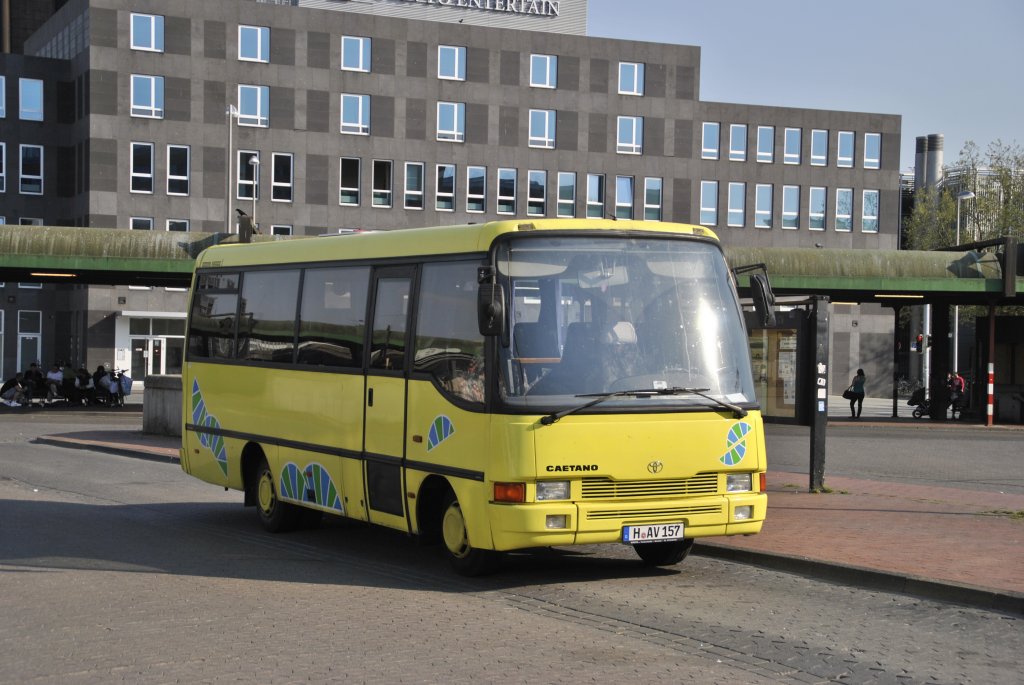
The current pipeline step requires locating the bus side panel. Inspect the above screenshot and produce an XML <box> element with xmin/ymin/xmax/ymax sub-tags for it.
<box><xmin>183</xmin><ymin>363</ymin><xmax>365</xmax><ymax>509</ymax></box>
<box><xmin>405</xmin><ymin>379</ymin><xmax>493</xmax><ymax>549</ymax></box>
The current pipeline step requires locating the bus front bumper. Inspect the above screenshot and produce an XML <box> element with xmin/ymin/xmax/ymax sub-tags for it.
<box><xmin>487</xmin><ymin>492</ymin><xmax>766</xmax><ymax>551</ymax></box>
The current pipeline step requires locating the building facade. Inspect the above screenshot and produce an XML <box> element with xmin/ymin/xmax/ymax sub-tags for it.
<box><xmin>0</xmin><ymin>0</ymin><xmax>901</xmax><ymax>395</ymax></box>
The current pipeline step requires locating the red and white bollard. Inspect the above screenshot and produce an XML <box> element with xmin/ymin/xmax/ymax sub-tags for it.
<box><xmin>987</xmin><ymin>362</ymin><xmax>994</xmax><ymax>427</ymax></box>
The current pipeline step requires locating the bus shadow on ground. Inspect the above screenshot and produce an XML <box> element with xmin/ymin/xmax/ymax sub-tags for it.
<box><xmin>0</xmin><ymin>498</ymin><xmax>682</xmax><ymax>592</ymax></box>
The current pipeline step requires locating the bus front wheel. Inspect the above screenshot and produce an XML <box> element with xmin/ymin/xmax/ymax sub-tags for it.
<box><xmin>441</xmin><ymin>492</ymin><xmax>498</xmax><ymax>576</ymax></box>
<box><xmin>633</xmin><ymin>538</ymin><xmax>695</xmax><ymax>566</ymax></box>
<box><xmin>255</xmin><ymin>457</ymin><xmax>302</xmax><ymax>533</ymax></box>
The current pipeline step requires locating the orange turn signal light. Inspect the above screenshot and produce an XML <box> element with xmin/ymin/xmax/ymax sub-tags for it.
<box><xmin>494</xmin><ymin>482</ymin><xmax>526</xmax><ymax>503</ymax></box>
<box><xmin>759</xmin><ymin>472</ymin><xmax>767</xmax><ymax>492</ymax></box>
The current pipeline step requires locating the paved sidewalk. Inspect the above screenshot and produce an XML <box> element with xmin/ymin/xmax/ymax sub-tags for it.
<box><xmin>34</xmin><ymin>426</ymin><xmax>1024</xmax><ymax>616</ymax></box>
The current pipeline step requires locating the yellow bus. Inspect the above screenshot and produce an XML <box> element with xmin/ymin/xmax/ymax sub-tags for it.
<box><xmin>181</xmin><ymin>219</ymin><xmax>770</xmax><ymax>574</ymax></box>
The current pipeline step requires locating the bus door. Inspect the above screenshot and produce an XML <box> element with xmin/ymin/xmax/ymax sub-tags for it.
<box><xmin>364</xmin><ymin>267</ymin><xmax>414</xmax><ymax>530</ymax></box>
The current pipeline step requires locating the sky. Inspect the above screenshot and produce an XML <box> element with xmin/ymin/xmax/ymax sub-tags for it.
<box><xmin>587</xmin><ymin>0</ymin><xmax>1023</xmax><ymax>173</ymax></box>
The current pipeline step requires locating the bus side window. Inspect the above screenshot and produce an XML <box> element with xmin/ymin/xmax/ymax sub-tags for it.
<box><xmin>414</xmin><ymin>261</ymin><xmax>485</xmax><ymax>404</ymax></box>
<box><xmin>187</xmin><ymin>273</ymin><xmax>240</xmax><ymax>360</ymax></box>
<box><xmin>298</xmin><ymin>266</ymin><xmax>369</xmax><ymax>368</ymax></box>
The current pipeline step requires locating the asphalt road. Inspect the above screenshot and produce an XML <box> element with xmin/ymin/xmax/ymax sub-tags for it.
<box><xmin>1</xmin><ymin>412</ymin><xmax>1021</xmax><ymax>683</ymax></box>
<box><xmin>765</xmin><ymin>421</ymin><xmax>1024</xmax><ymax>494</ymax></box>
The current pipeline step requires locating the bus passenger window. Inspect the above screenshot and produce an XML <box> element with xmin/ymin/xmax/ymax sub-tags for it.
<box><xmin>238</xmin><ymin>269</ymin><xmax>300</xmax><ymax>363</ymax></box>
<box><xmin>414</xmin><ymin>261</ymin><xmax>485</xmax><ymax>404</ymax></box>
<box><xmin>297</xmin><ymin>266</ymin><xmax>369</xmax><ymax>368</ymax></box>
<box><xmin>187</xmin><ymin>273</ymin><xmax>240</xmax><ymax>360</ymax></box>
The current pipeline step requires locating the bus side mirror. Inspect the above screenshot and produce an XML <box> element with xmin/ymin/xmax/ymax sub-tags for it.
<box><xmin>750</xmin><ymin>273</ymin><xmax>776</xmax><ymax>327</ymax></box>
<box><xmin>477</xmin><ymin>283</ymin><xmax>505</xmax><ymax>337</ymax></box>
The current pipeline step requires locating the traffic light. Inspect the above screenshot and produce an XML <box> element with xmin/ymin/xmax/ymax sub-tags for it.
<box><xmin>915</xmin><ymin>334</ymin><xmax>931</xmax><ymax>353</ymax></box>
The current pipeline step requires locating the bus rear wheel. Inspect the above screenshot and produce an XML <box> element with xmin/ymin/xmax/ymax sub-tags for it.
<box><xmin>633</xmin><ymin>538</ymin><xmax>695</xmax><ymax>566</ymax></box>
<box><xmin>441</xmin><ymin>492</ymin><xmax>498</xmax><ymax>576</ymax></box>
<box><xmin>254</xmin><ymin>457</ymin><xmax>302</xmax><ymax>533</ymax></box>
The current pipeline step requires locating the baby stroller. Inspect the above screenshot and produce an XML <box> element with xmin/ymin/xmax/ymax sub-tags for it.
<box><xmin>907</xmin><ymin>387</ymin><xmax>929</xmax><ymax>419</ymax></box>
<box><xmin>907</xmin><ymin>387</ymin><xmax>962</xmax><ymax>420</ymax></box>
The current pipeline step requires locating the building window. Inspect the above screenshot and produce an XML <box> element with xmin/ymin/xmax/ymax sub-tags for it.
<box><xmin>862</xmin><ymin>189</ymin><xmax>880</xmax><ymax>232</ymax></box>
<box><xmin>270</xmin><ymin>225</ymin><xmax>292</xmax><ymax>236</ymax></box>
<box><xmin>19</xmin><ymin>218</ymin><xmax>43</xmax><ymax>226</ymax></box>
<box><xmin>466</xmin><ymin>165</ymin><xmax>486</xmax><ymax>213</ymax></box>
<box><xmin>19</xmin><ymin>145</ymin><xmax>43</xmax><ymax>195</ymax></box>
<box><xmin>586</xmin><ymin>173</ymin><xmax>605</xmax><ymax>218</ymax></box>
<box><xmin>527</xmin><ymin>170</ymin><xmax>546</xmax><ymax>216</ymax></box>
<box><xmin>19</xmin><ymin>78</ymin><xmax>43</xmax><ymax>121</ymax></box>
<box><xmin>810</xmin><ymin>129</ymin><xmax>828</xmax><ymax>166</ymax></box>
<box><xmin>528</xmin><ymin>109</ymin><xmax>556</xmax><ymax>149</ymax></box>
<box><xmin>835</xmin><ymin>187</ymin><xmax>853</xmax><ymax>230</ymax></box>
<box><xmin>272</xmin><ymin>152</ymin><xmax>293</xmax><ymax>202</ymax></box>
<box><xmin>729</xmin><ymin>124</ymin><xmax>747</xmax><ymax>161</ymax></box>
<box><xmin>809</xmin><ymin>186</ymin><xmax>826</xmax><ymax>230</ymax></box>
<box><xmin>436</xmin><ymin>164</ymin><xmax>455</xmax><ymax>211</ymax></box>
<box><xmin>0</xmin><ymin>143</ymin><xmax>6</xmax><ymax>192</ymax></box>
<box><xmin>131</xmin><ymin>13</ymin><xmax>164</xmax><ymax>52</ymax></box>
<box><xmin>0</xmin><ymin>75</ymin><xmax>6</xmax><ymax>118</ymax></box>
<box><xmin>497</xmin><ymin>168</ymin><xmax>516</xmax><ymax>215</ymax></box>
<box><xmin>404</xmin><ymin>162</ymin><xmax>424</xmax><ymax>210</ymax></box>
<box><xmin>699</xmin><ymin>180</ymin><xmax>718</xmax><ymax>226</ymax></box>
<box><xmin>237</xmin><ymin>150</ymin><xmax>259</xmax><ymax>200</ymax></box>
<box><xmin>132</xmin><ymin>140</ymin><xmax>155</xmax><ymax>192</ymax></box>
<box><xmin>782</xmin><ymin>185</ymin><xmax>800</xmax><ymax>229</ymax></box>
<box><xmin>167</xmin><ymin>219</ymin><xmax>189</xmax><ymax>232</ymax></box>
<box><xmin>436</xmin><ymin>101</ymin><xmax>465</xmax><ymax>142</ymax></box>
<box><xmin>557</xmin><ymin>172</ymin><xmax>577</xmax><ymax>218</ymax></box>
<box><xmin>237</xmin><ymin>85</ymin><xmax>269</xmax><ymax>127</ymax></box>
<box><xmin>238</xmin><ymin>25</ymin><xmax>270</xmax><ymax>63</ymax></box>
<box><xmin>438</xmin><ymin>45</ymin><xmax>466</xmax><ymax>81</ymax></box>
<box><xmin>340</xmin><ymin>93</ymin><xmax>370</xmax><ymax>135</ymax></box>
<box><xmin>864</xmin><ymin>133</ymin><xmax>881</xmax><ymax>170</ymax></box>
<box><xmin>339</xmin><ymin>156</ymin><xmax>360</xmax><ymax>205</ymax></box>
<box><xmin>615</xmin><ymin>176</ymin><xmax>634</xmax><ymax>219</ymax></box>
<box><xmin>754</xmin><ymin>184</ymin><xmax>773</xmax><ymax>228</ymax></box>
<box><xmin>701</xmin><ymin>122</ymin><xmax>720</xmax><ymax>160</ymax></box>
<box><xmin>341</xmin><ymin>36</ymin><xmax>371</xmax><ymax>72</ymax></box>
<box><xmin>372</xmin><ymin>159</ymin><xmax>393</xmax><ymax>208</ymax></box>
<box><xmin>783</xmin><ymin>128</ymin><xmax>801</xmax><ymax>165</ymax></box>
<box><xmin>130</xmin><ymin>75</ymin><xmax>163</xmax><ymax>118</ymax></box>
<box><xmin>642</xmin><ymin>177</ymin><xmax>662</xmax><ymax>221</ymax></box>
<box><xmin>756</xmin><ymin>125</ymin><xmax>774</xmax><ymax>163</ymax></box>
<box><xmin>530</xmin><ymin>54</ymin><xmax>557</xmax><ymax>88</ymax></box>
<box><xmin>617</xmin><ymin>116</ymin><xmax>643</xmax><ymax>155</ymax></box>
<box><xmin>131</xmin><ymin>217</ymin><xmax>154</xmax><ymax>230</ymax></box>
<box><xmin>167</xmin><ymin>145</ymin><xmax>190</xmax><ymax>196</ymax></box>
<box><xmin>618</xmin><ymin>62</ymin><xmax>645</xmax><ymax>95</ymax></box>
<box><xmin>728</xmin><ymin>182</ymin><xmax>745</xmax><ymax>227</ymax></box>
<box><xmin>837</xmin><ymin>131</ymin><xmax>854</xmax><ymax>168</ymax></box>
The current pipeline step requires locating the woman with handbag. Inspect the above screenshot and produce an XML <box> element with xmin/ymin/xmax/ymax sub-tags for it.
<box><xmin>846</xmin><ymin>368</ymin><xmax>866</xmax><ymax>418</ymax></box>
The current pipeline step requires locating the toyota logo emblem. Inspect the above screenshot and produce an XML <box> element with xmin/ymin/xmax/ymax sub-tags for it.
<box><xmin>647</xmin><ymin>460</ymin><xmax>663</xmax><ymax>474</ymax></box>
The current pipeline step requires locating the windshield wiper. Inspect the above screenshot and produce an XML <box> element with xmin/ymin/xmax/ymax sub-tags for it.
<box><xmin>539</xmin><ymin>386</ymin><xmax>747</xmax><ymax>426</ymax></box>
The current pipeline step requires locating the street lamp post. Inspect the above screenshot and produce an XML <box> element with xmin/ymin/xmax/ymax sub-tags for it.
<box><xmin>953</xmin><ymin>190</ymin><xmax>976</xmax><ymax>370</ymax></box>
<box><xmin>249</xmin><ymin>157</ymin><xmax>260</xmax><ymax>230</ymax></box>
<box><xmin>225</xmin><ymin>105</ymin><xmax>239</xmax><ymax>232</ymax></box>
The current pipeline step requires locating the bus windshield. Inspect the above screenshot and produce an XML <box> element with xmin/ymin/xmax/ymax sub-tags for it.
<box><xmin>496</xmin><ymin>235</ymin><xmax>756</xmax><ymax>411</ymax></box>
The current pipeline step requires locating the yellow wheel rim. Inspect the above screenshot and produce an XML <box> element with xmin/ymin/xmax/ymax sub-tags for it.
<box><xmin>258</xmin><ymin>472</ymin><xmax>276</xmax><ymax>515</ymax></box>
<box><xmin>442</xmin><ymin>500</ymin><xmax>470</xmax><ymax>559</ymax></box>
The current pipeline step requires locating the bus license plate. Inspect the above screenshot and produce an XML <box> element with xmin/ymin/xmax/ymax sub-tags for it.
<box><xmin>622</xmin><ymin>523</ymin><xmax>684</xmax><ymax>543</ymax></box>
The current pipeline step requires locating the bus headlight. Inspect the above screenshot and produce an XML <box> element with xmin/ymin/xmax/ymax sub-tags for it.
<box><xmin>726</xmin><ymin>473</ymin><xmax>752</xmax><ymax>492</ymax></box>
<box><xmin>734</xmin><ymin>505</ymin><xmax>753</xmax><ymax>521</ymax></box>
<box><xmin>536</xmin><ymin>481</ymin><xmax>570</xmax><ymax>501</ymax></box>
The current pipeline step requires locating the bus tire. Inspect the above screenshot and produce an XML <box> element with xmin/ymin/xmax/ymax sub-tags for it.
<box><xmin>254</xmin><ymin>456</ymin><xmax>302</xmax><ymax>533</ymax></box>
<box><xmin>441</xmin><ymin>492</ymin><xmax>498</xmax><ymax>576</ymax></box>
<box><xmin>633</xmin><ymin>538</ymin><xmax>695</xmax><ymax>566</ymax></box>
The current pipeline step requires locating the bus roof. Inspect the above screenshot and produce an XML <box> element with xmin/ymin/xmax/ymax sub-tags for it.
<box><xmin>193</xmin><ymin>219</ymin><xmax>720</xmax><ymax>269</ymax></box>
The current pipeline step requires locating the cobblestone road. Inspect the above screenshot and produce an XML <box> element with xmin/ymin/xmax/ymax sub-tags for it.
<box><xmin>1</xmin><ymin>432</ymin><xmax>1020</xmax><ymax>684</ymax></box>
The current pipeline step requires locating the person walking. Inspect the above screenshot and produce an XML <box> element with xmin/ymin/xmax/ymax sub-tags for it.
<box><xmin>849</xmin><ymin>368</ymin><xmax>866</xmax><ymax>418</ymax></box>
